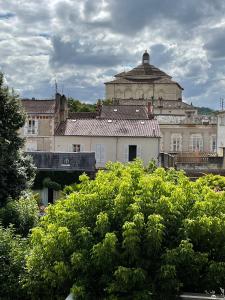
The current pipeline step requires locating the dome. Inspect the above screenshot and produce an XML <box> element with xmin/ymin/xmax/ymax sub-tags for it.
<box><xmin>142</xmin><ymin>50</ymin><xmax>150</xmax><ymax>65</ymax></box>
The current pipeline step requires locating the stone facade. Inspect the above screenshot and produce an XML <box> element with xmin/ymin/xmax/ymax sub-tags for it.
<box><xmin>105</xmin><ymin>51</ymin><xmax>217</xmax><ymax>154</ymax></box>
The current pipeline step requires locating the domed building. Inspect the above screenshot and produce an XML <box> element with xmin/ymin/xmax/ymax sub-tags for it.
<box><xmin>103</xmin><ymin>51</ymin><xmax>217</xmax><ymax>155</ymax></box>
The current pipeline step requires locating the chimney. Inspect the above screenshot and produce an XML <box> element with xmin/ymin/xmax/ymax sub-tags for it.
<box><xmin>147</xmin><ymin>101</ymin><xmax>154</xmax><ymax>119</ymax></box>
<box><xmin>96</xmin><ymin>100</ymin><xmax>102</xmax><ymax>117</ymax></box>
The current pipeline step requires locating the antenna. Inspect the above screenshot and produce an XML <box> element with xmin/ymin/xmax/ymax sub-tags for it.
<box><xmin>220</xmin><ymin>97</ymin><xmax>224</xmax><ymax>111</ymax></box>
<box><xmin>55</xmin><ymin>79</ymin><xmax>58</xmax><ymax>94</ymax></box>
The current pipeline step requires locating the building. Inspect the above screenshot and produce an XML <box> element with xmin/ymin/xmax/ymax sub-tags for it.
<box><xmin>54</xmin><ymin>118</ymin><xmax>160</xmax><ymax>168</ymax></box>
<box><xmin>104</xmin><ymin>51</ymin><xmax>217</xmax><ymax>155</ymax></box>
<box><xmin>217</xmin><ymin>110</ymin><xmax>225</xmax><ymax>156</ymax></box>
<box><xmin>20</xmin><ymin>93</ymin><xmax>68</xmax><ymax>152</ymax></box>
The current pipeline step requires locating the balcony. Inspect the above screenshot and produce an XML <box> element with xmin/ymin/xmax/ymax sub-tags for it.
<box><xmin>26</xmin><ymin>151</ymin><xmax>96</xmax><ymax>172</ymax></box>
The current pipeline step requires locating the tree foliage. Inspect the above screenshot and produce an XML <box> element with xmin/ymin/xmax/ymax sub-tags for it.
<box><xmin>68</xmin><ymin>98</ymin><xmax>96</xmax><ymax>113</ymax></box>
<box><xmin>22</xmin><ymin>162</ymin><xmax>225</xmax><ymax>299</ymax></box>
<box><xmin>0</xmin><ymin>225</ymin><xmax>28</xmax><ymax>299</ymax></box>
<box><xmin>0</xmin><ymin>73</ymin><xmax>36</xmax><ymax>206</ymax></box>
<box><xmin>0</xmin><ymin>192</ymin><xmax>39</xmax><ymax>236</ymax></box>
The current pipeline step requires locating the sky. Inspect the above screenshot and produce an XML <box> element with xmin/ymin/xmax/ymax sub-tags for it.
<box><xmin>0</xmin><ymin>0</ymin><xmax>225</xmax><ymax>109</ymax></box>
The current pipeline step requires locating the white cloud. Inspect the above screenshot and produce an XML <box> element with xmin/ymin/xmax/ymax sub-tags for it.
<box><xmin>0</xmin><ymin>0</ymin><xmax>224</xmax><ymax>107</ymax></box>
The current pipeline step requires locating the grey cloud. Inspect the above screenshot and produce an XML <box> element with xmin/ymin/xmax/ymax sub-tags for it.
<box><xmin>107</xmin><ymin>0</ymin><xmax>225</xmax><ymax>35</ymax></box>
<box><xmin>204</xmin><ymin>27</ymin><xmax>225</xmax><ymax>59</ymax></box>
<box><xmin>50</xmin><ymin>36</ymin><xmax>131</xmax><ymax>68</ymax></box>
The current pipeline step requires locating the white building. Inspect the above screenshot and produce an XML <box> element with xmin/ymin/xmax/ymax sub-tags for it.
<box><xmin>55</xmin><ymin>118</ymin><xmax>161</xmax><ymax>168</ymax></box>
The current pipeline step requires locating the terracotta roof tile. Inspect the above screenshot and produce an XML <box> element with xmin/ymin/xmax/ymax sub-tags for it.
<box><xmin>68</xmin><ymin>112</ymin><xmax>98</xmax><ymax>119</ymax></box>
<box><xmin>100</xmin><ymin>105</ymin><xmax>148</xmax><ymax>119</ymax></box>
<box><xmin>21</xmin><ymin>99</ymin><xmax>55</xmax><ymax>114</ymax></box>
<box><xmin>55</xmin><ymin>119</ymin><xmax>160</xmax><ymax>137</ymax></box>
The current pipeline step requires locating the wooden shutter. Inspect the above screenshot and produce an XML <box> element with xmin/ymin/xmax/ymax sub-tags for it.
<box><xmin>124</xmin><ymin>144</ymin><xmax>128</xmax><ymax>162</ymax></box>
<box><xmin>137</xmin><ymin>145</ymin><xmax>142</xmax><ymax>158</ymax></box>
<box><xmin>34</xmin><ymin>119</ymin><xmax>39</xmax><ymax>135</ymax></box>
<box><xmin>100</xmin><ymin>144</ymin><xmax>105</xmax><ymax>163</ymax></box>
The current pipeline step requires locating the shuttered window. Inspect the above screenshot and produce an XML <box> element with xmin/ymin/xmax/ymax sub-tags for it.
<box><xmin>93</xmin><ymin>144</ymin><xmax>105</xmax><ymax>163</ymax></box>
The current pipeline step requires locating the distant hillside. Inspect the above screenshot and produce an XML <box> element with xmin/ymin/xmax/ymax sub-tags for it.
<box><xmin>196</xmin><ymin>106</ymin><xmax>215</xmax><ymax>115</ymax></box>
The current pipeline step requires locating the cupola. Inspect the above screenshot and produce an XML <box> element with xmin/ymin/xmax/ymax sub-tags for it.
<box><xmin>142</xmin><ymin>50</ymin><xmax>150</xmax><ymax>65</ymax></box>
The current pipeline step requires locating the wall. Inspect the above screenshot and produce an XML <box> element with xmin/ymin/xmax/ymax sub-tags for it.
<box><xmin>217</xmin><ymin>114</ymin><xmax>225</xmax><ymax>156</ymax></box>
<box><xmin>20</xmin><ymin>115</ymin><xmax>55</xmax><ymax>151</ymax></box>
<box><xmin>54</xmin><ymin>136</ymin><xmax>160</xmax><ymax>167</ymax></box>
<box><xmin>160</xmin><ymin>124</ymin><xmax>217</xmax><ymax>153</ymax></box>
<box><xmin>105</xmin><ymin>83</ymin><xmax>182</xmax><ymax>101</ymax></box>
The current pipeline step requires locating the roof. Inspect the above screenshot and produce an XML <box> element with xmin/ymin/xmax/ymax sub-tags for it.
<box><xmin>68</xmin><ymin>112</ymin><xmax>98</xmax><ymax>119</ymax></box>
<box><xmin>153</xmin><ymin>100</ymin><xmax>195</xmax><ymax>109</ymax></box>
<box><xmin>21</xmin><ymin>99</ymin><xmax>55</xmax><ymax>114</ymax></box>
<box><xmin>100</xmin><ymin>105</ymin><xmax>149</xmax><ymax>119</ymax></box>
<box><xmin>105</xmin><ymin>62</ymin><xmax>183</xmax><ymax>89</ymax></box>
<box><xmin>27</xmin><ymin>151</ymin><xmax>95</xmax><ymax>172</ymax></box>
<box><xmin>157</xmin><ymin>115</ymin><xmax>217</xmax><ymax>125</ymax></box>
<box><xmin>55</xmin><ymin>119</ymin><xmax>160</xmax><ymax>137</ymax></box>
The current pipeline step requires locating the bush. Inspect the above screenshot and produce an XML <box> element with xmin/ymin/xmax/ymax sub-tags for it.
<box><xmin>23</xmin><ymin>162</ymin><xmax>225</xmax><ymax>299</ymax></box>
<box><xmin>0</xmin><ymin>192</ymin><xmax>39</xmax><ymax>236</ymax></box>
<box><xmin>0</xmin><ymin>226</ymin><xmax>28</xmax><ymax>299</ymax></box>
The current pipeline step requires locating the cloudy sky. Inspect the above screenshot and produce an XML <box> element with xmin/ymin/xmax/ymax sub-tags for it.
<box><xmin>0</xmin><ymin>0</ymin><xmax>225</xmax><ymax>108</ymax></box>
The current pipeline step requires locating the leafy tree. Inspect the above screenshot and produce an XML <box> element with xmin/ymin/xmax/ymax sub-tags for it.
<box><xmin>23</xmin><ymin>162</ymin><xmax>225</xmax><ymax>299</ymax></box>
<box><xmin>68</xmin><ymin>98</ymin><xmax>96</xmax><ymax>113</ymax></box>
<box><xmin>0</xmin><ymin>73</ymin><xmax>36</xmax><ymax>206</ymax></box>
<box><xmin>0</xmin><ymin>192</ymin><xmax>39</xmax><ymax>236</ymax></box>
<box><xmin>0</xmin><ymin>225</ymin><xmax>28</xmax><ymax>300</ymax></box>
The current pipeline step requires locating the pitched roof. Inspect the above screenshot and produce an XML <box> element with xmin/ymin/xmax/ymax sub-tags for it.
<box><xmin>21</xmin><ymin>99</ymin><xmax>55</xmax><ymax>114</ymax></box>
<box><xmin>68</xmin><ymin>112</ymin><xmax>98</xmax><ymax>119</ymax></box>
<box><xmin>105</xmin><ymin>62</ymin><xmax>183</xmax><ymax>89</ymax></box>
<box><xmin>55</xmin><ymin>119</ymin><xmax>160</xmax><ymax>137</ymax></box>
<box><xmin>100</xmin><ymin>105</ymin><xmax>149</xmax><ymax>119</ymax></box>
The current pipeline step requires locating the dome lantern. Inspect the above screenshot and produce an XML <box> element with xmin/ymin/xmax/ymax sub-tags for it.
<box><xmin>142</xmin><ymin>50</ymin><xmax>150</xmax><ymax>65</ymax></box>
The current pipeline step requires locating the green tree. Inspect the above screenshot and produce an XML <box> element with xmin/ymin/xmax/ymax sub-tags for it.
<box><xmin>0</xmin><ymin>225</ymin><xmax>28</xmax><ymax>300</ymax></box>
<box><xmin>23</xmin><ymin>162</ymin><xmax>225</xmax><ymax>299</ymax></box>
<box><xmin>0</xmin><ymin>73</ymin><xmax>35</xmax><ymax>206</ymax></box>
<box><xmin>68</xmin><ymin>98</ymin><xmax>96</xmax><ymax>113</ymax></box>
<box><xmin>0</xmin><ymin>192</ymin><xmax>39</xmax><ymax>236</ymax></box>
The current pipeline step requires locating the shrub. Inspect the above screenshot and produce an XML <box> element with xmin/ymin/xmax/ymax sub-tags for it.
<box><xmin>0</xmin><ymin>192</ymin><xmax>39</xmax><ymax>236</ymax></box>
<box><xmin>0</xmin><ymin>226</ymin><xmax>28</xmax><ymax>299</ymax></box>
<box><xmin>23</xmin><ymin>162</ymin><xmax>225</xmax><ymax>299</ymax></box>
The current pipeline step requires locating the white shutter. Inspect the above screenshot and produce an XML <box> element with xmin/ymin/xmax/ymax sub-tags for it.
<box><xmin>34</xmin><ymin>119</ymin><xmax>38</xmax><ymax>135</ymax></box>
<box><xmin>137</xmin><ymin>145</ymin><xmax>142</xmax><ymax>158</ymax></box>
<box><xmin>124</xmin><ymin>144</ymin><xmax>128</xmax><ymax>162</ymax></box>
<box><xmin>95</xmin><ymin>144</ymin><xmax>101</xmax><ymax>163</ymax></box>
<box><xmin>80</xmin><ymin>144</ymin><xmax>85</xmax><ymax>152</ymax></box>
<box><xmin>101</xmin><ymin>144</ymin><xmax>105</xmax><ymax>163</ymax></box>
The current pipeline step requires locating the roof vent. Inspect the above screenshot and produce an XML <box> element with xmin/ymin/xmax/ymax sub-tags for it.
<box><xmin>108</xmin><ymin>119</ymin><xmax>112</xmax><ymax>123</ymax></box>
<box><xmin>113</xmin><ymin>109</ymin><xmax>118</xmax><ymax>112</ymax></box>
<box><xmin>136</xmin><ymin>109</ymin><xmax>140</xmax><ymax>112</ymax></box>
<box><xmin>140</xmin><ymin>121</ymin><xmax>145</xmax><ymax>125</ymax></box>
<box><xmin>72</xmin><ymin>119</ymin><xmax>77</xmax><ymax>122</ymax></box>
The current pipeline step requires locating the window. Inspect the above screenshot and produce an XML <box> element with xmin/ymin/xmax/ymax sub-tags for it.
<box><xmin>25</xmin><ymin>119</ymin><xmax>38</xmax><ymax>135</ymax></box>
<box><xmin>72</xmin><ymin>144</ymin><xmax>81</xmax><ymax>152</ymax></box>
<box><xmin>124</xmin><ymin>145</ymin><xmax>141</xmax><ymax>162</ymax></box>
<box><xmin>26</xmin><ymin>140</ymin><xmax>37</xmax><ymax>151</ymax></box>
<box><xmin>94</xmin><ymin>144</ymin><xmax>105</xmax><ymax>163</ymax></box>
<box><xmin>128</xmin><ymin>145</ymin><xmax>137</xmax><ymax>161</ymax></box>
<box><xmin>191</xmin><ymin>134</ymin><xmax>203</xmax><ymax>152</ymax></box>
<box><xmin>211</xmin><ymin>135</ymin><xmax>217</xmax><ymax>153</ymax></box>
<box><xmin>171</xmin><ymin>134</ymin><xmax>182</xmax><ymax>152</ymax></box>
<box><xmin>220</xmin><ymin>116</ymin><xmax>225</xmax><ymax>125</ymax></box>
